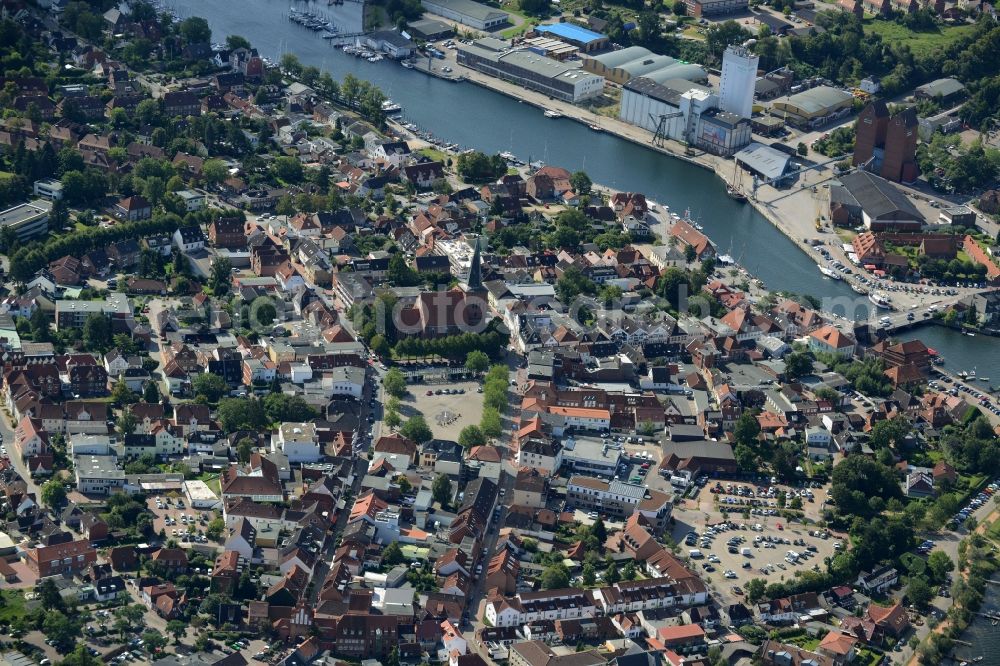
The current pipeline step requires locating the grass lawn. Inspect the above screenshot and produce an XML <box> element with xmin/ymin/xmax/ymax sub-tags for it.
<box><xmin>863</xmin><ymin>19</ymin><xmax>977</xmax><ymax>57</ymax></box>
<box><xmin>400</xmin><ymin>544</ymin><xmax>430</xmax><ymax>560</ymax></box>
<box><xmin>987</xmin><ymin>518</ymin><xmax>1000</xmax><ymax>542</ymax></box>
<box><xmin>500</xmin><ymin>20</ymin><xmax>536</xmax><ymax>38</ymax></box>
<box><xmin>781</xmin><ymin>631</ymin><xmax>820</xmax><ymax>651</ymax></box>
<box><xmin>0</xmin><ymin>590</ymin><xmax>26</xmax><ymax>624</ymax></box>
<box><xmin>0</xmin><ymin>171</ymin><xmax>15</xmax><ymax>182</ymax></box>
<box><xmin>198</xmin><ymin>473</ymin><xmax>222</xmax><ymax>496</ymax></box>
<box><xmin>856</xmin><ymin>648</ymin><xmax>884</xmax><ymax>666</ymax></box>
<box><xmin>495</xmin><ymin>1</ymin><xmax>539</xmax><ymax>38</ymax></box>
<box><xmin>683</xmin><ymin>25</ymin><xmax>705</xmax><ymax>40</ymax></box>
<box><xmin>419</xmin><ymin>147</ymin><xmax>448</xmax><ymax>164</ymax></box>
<box><xmin>835</xmin><ymin>228</ymin><xmax>857</xmax><ymax>243</ymax></box>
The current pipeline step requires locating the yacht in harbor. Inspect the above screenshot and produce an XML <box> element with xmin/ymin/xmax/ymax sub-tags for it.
<box><xmin>869</xmin><ymin>292</ymin><xmax>892</xmax><ymax>309</ymax></box>
<box><xmin>851</xmin><ymin>282</ymin><xmax>867</xmax><ymax>295</ymax></box>
<box><xmin>381</xmin><ymin>99</ymin><xmax>402</xmax><ymax>113</ymax></box>
<box><xmin>726</xmin><ymin>184</ymin><xmax>747</xmax><ymax>202</ymax></box>
<box><xmin>726</xmin><ymin>157</ymin><xmax>748</xmax><ymax>202</ymax></box>
<box><xmin>818</xmin><ymin>264</ymin><xmax>842</xmax><ymax>281</ymax></box>
<box><xmin>543</xmin><ymin>109</ymin><xmax>563</xmax><ymax>119</ymax></box>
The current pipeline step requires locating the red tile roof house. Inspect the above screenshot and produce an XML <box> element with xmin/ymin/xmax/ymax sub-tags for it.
<box><xmin>0</xmin><ymin>559</ymin><xmax>18</xmax><ymax>583</ymax></box>
<box><xmin>113</xmin><ymin>195</ymin><xmax>152</xmax><ymax>221</ymax></box>
<box><xmin>155</xmin><ymin>593</ymin><xmax>181</xmax><ymax>619</ymax></box>
<box><xmin>221</xmin><ymin>461</ymin><xmax>284</xmax><ymax>502</ymax></box>
<box><xmin>808</xmin><ymin>324</ymin><xmax>856</xmax><ymax>359</ymax></box>
<box><xmin>141</xmin><ymin>582</ymin><xmax>178</xmax><ymax>608</ymax></box>
<box><xmin>649</xmin><ymin>623</ymin><xmax>706</xmax><ymax>652</ymax></box>
<box><xmin>817</xmin><ymin>630</ymin><xmax>858</xmax><ymax>665</ymax></box>
<box><xmin>26</xmin><ymin>538</ymin><xmax>97</xmax><ymax>577</ymax></box>
<box><xmin>109</xmin><ymin>546</ymin><xmax>138</xmax><ymax>571</ymax></box>
<box><xmin>208</xmin><ymin>217</ymin><xmax>248</xmax><ymax>249</ymax></box>
<box><xmin>81</xmin><ymin>512</ymin><xmax>109</xmax><ymax>543</ymax></box>
<box><xmin>212</xmin><ymin>550</ymin><xmax>246</xmax><ymax>594</ymax></box>
<box><xmin>841</xmin><ymin>601</ymin><xmax>910</xmax><ymax>645</ymax></box>
<box><xmin>150</xmin><ymin>547</ymin><xmax>188</xmax><ymax>573</ymax></box>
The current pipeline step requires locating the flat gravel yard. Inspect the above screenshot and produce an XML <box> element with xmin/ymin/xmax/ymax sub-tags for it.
<box><xmin>401</xmin><ymin>379</ymin><xmax>485</xmax><ymax>441</ymax></box>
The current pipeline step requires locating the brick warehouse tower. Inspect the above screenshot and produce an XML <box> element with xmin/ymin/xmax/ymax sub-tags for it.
<box><xmin>852</xmin><ymin>101</ymin><xmax>889</xmax><ymax>168</ymax></box>
<box><xmin>880</xmin><ymin>107</ymin><xmax>919</xmax><ymax>183</ymax></box>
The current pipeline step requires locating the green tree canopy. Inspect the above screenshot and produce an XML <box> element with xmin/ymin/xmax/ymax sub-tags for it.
<box><xmin>927</xmin><ymin>551</ymin><xmax>954</xmax><ymax>583</ymax></box>
<box><xmin>209</xmin><ymin>256</ymin><xmax>233</xmax><ymax>295</ymax></box>
<box><xmin>906</xmin><ymin>578</ymin><xmax>933</xmax><ymax>609</ymax></box>
<box><xmin>480</xmin><ymin>407</ymin><xmax>502</xmax><ymax>439</ymax></box>
<box><xmin>263</xmin><ymin>393</ymin><xmax>318</xmax><ymax>423</ymax></box>
<box><xmin>382</xmin><ymin>541</ymin><xmax>404</xmax><ymax>566</ymax></box>
<box><xmin>216</xmin><ymin>397</ymin><xmax>268</xmax><ymax>432</ymax></box>
<box><xmin>250</xmin><ymin>296</ymin><xmax>277</xmax><ymax>328</ymax></box>
<box><xmin>733</xmin><ymin>411</ymin><xmax>761</xmax><ymax>447</ymax></box>
<box><xmin>179</xmin><ymin>16</ymin><xmax>211</xmax><ymax>44</ymax></box>
<box><xmin>383</xmin><ymin>368</ymin><xmax>407</xmax><ymax>398</ymax></box>
<box><xmin>192</xmin><ymin>373</ymin><xmax>228</xmax><ymax>402</ymax></box>
<box><xmin>458</xmin><ymin>424</ymin><xmax>486</xmax><ymax>449</ymax></box>
<box><xmin>432</xmin><ymin>472</ymin><xmax>452</xmax><ymax>508</ymax></box>
<box><xmin>870</xmin><ymin>416</ymin><xmax>911</xmax><ymax>450</ymax></box>
<box><xmin>784</xmin><ymin>351</ymin><xmax>814</xmax><ymax>379</ymax></box>
<box><xmin>540</xmin><ymin>563</ymin><xmax>570</xmax><ymax>589</ymax></box>
<box><xmin>456</xmin><ymin>151</ymin><xmax>507</xmax><ymax>183</ymax></box>
<box><xmin>830</xmin><ymin>455</ymin><xmax>902</xmax><ymax>518</ymax></box>
<box><xmin>59</xmin><ymin>644</ymin><xmax>102</xmax><ymax>666</ymax></box>
<box><xmin>141</xmin><ymin>630</ymin><xmax>167</xmax><ymax>652</ymax></box>
<box><xmin>569</xmin><ymin>171</ymin><xmax>592</xmax><ymax>194</ymax></box>
<box><xmin>744</xmin><ymin>578</ymin><xmax>766</xmax><ymax>602</ymax></box>
<box><xmin>41</xmin><ymin>478</ymin><xmax>67</xmax><ymax>509</ymax></box>
<box><xmin>271</xmin><ymin>156</ymin><xmax>304</xmax><ymax>183</ymax></box>
<box><xmin>225</xmin><ymin>34</ymin><xmax>251</xmax><ymax>50</ymax></box>
<box><xmin>465</xmin><ymin>350</ymin><xmax>490</xmax><ymax>374</ymax></box>
<box><xmin>400</xmin><ymin>414</ymin><xmax>433</xmax><ymax>444</ymax></box>
<box><xmin>83</xmin><ymin>313</ymin><xmax>112</xmax><ymax>352</ymax></box>
<box><xmin>43</xmin><ymin>610</ymin><xmax>82</xmax><ymax>653</ymax></box>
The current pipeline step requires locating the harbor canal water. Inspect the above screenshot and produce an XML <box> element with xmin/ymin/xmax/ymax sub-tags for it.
<box><xmin>172</xmin><ymin>0</ymin><xmax>993</xmax><ymax>368</ymax></box>
<box><xmin>172</xmin><ymin>0</ymin><xmax>857</xmax><ymax>305</ymax></box>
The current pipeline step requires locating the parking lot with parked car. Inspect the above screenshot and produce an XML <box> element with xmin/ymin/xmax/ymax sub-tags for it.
<box><xmin>671</xmin><ymin>517</ymin><xmax>842</xmax><ymax>603</ymax></box>
<box><xmin>147</xmin><ymin>496</ymin><xmax>213</xmax><ymax>544</ymax></box>
<box><xmin>951</xmin><ymin>481</ymin><xmax>998</xmax><ymax>528</ymax></box>
<box><xmin>931</xmin><ymin>372</ymin><xmax>1000</xmax><ymax>418</ymax></box>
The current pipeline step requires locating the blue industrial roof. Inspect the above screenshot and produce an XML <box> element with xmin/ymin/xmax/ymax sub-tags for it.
<box><xmin>536</xmin><ymin>22</ymin><xmax>606</xmax><ymax>44</ymax></box>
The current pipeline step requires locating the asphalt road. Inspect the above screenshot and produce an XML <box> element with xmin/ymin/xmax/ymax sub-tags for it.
<box><xmin>461</xmin><ymin>365</ymin><xmax>518</xmax><ymax>664</ymax></box>
<box><xmin>1</xmin><ymin>402</ymin><xmax>36</xmax><ymax>495</ymax></box>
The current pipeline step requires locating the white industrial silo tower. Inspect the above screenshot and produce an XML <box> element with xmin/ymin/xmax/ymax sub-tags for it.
<box><xmin>719</xmin><ymin>43</ymin><xmax>759</xmax><ymax>119</ymax></box>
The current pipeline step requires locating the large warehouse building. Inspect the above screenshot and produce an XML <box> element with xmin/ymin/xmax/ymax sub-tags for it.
<box><xmin>619</xmin><ymin>77</ymin><xmax>751</xmax><ymax>155</ymax></box>
<box><xmin>582</xmin><ymin>46</ymin><xmax>708</xmax><ymax>85</ymax></box>
<box><xmin>770</xmin><ymin>85</ymin><xmax>854</xmax><ymax>128</ymax></box>
<box><xmin>831</xmin><ymin>171</ymin><xmax>924</xmax><ymax>232</ymax></box>
<box><xmin>422</xmin><ymin>0</ymin><xmax>509</xmax><ymax>30</ymax></box>
<box><xmin>534</xmin><ymin>23</ymin><xmax>609</xmax><ymax>52</ymax></box>
<box><xmin>734</xmin><ymin>142</ymin><xmax>794</xmax><ymax>185</ymax></box>
<box><xmin>457</xmin><ymin>38</ymin><xmax>605</xmax><ymax>103</ymax></box>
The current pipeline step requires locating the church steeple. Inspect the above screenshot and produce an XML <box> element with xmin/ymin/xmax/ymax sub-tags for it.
<box><xmin>465</xmin><ymin>236</ymin><xmax>482</xmax><ymax>291</ymax></box>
